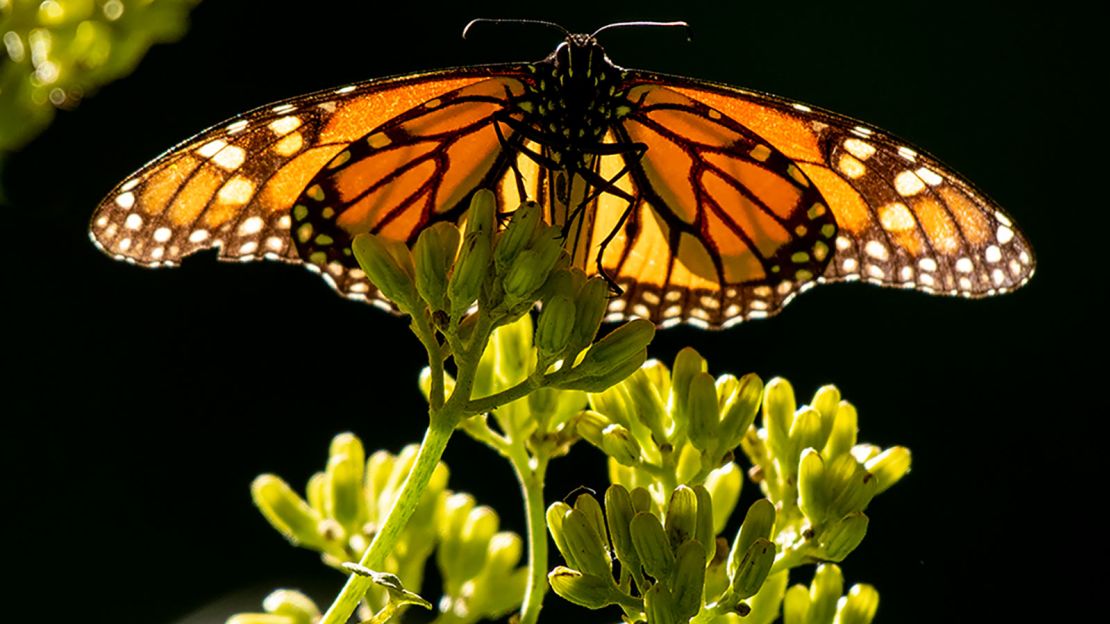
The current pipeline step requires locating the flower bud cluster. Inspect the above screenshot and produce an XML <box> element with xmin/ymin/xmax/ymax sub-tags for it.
<box><xmin>783</xmin><ymin>564</ymin><xmax>880</xmax><ymax>624</ymax></box>
<box><xmin>546</xmin><ymin>483</ymin><xmax>784</xmax><ymax>623</ymax></box>
<box><xmin>250</xmin><ymin>433</ymin><xmax>525</xmax><ymax>622</ymax></box>
<box><xmin>739</xmin><ymin>379</ymin><xmax>911</xmax><ymax>566</ymax></box>
<box><xmin>580</xmin><ymin>347</ymin><xmax>762</xmax><ymax>508</ymax></box>
<box><xmin>226</xmin><ymin>589</ymin><xmax>320</xmax><ymax>624</ymax></box>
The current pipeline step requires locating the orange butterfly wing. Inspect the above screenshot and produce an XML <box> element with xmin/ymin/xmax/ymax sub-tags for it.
<box><xmin>577</xmin><ymin>72</ymin><xmax>1034</xmax><ymax>327</ymax></box>
<box><xmin>88</xmin><ymin>67</ymin><xmax>525</xmax><ymax>284</ymax></box>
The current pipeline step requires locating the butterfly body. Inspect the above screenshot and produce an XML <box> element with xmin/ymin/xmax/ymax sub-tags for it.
<box><xmin>90</xmin><ymin>25</ymin><xmax>1034</xmax><ymax>328</ymax></box>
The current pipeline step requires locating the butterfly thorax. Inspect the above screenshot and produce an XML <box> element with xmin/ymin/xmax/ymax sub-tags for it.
<box><xmin>525</xmin><ymin>36</ymin><xmax>626</xmax><ymax>164</ymax></box>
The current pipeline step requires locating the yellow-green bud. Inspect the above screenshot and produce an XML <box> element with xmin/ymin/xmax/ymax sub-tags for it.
<box><xmin>325</xmin><ymin>452</ymin><xmax>365</xmax><ymax>534</ymax></box>
<box><xmin>783</xmin><ymin>583</ymin><xmax>810</xmax><ymax>624</ymax></box>
<box><xmin>226</xmin><ymin>615</ymin><xmax>291</xmax><ymax>624</ymax></box>
<box><xmin>763</xmin><ymin>377</ymin><xmax>797</xmax><ymax>466</ymax></box>
<box><xmin>601</xmin><ymin>423</ymin><xmax>641</xmax><ymax>466</ymax></box>
<box><xmin>820</xmin><ymin>512</ymin><xmax>868</xmax><ymax>561</ymax></box>
<box><xmin>413</xmin><ymin>221</ymin><xmax>461</xmax><ymax>310</ymax></box>
<box><xmin>570</xmin><ymin>320</ymin><xmax>655</xmax><ymax>377</ymax></box>
<box><xmin>262</xmin><ymin>589</ymin><xmax>320</xmax><ymax>624</ymax></box>
<box><xmin>448</xmin><ymin>229</ymin><xmax>492</xmax><ymax>315</ymax></box>
<box><xmin>665</xmin><ymin>486</ymin><xmax>698</xmax><ymax>550</ymax></box>
<box><xmin>826</xmin><ymin>453</ymin><xmax>878</xmax><ymax>518</ymax></box>
<box><xmin>705</xmin><ymin>462</ymin><xmax>742</xmax><ymax>535</ymax></box>
<box><xmin>548</xmin><ymin>567</ymin><xmax>617</xmax><ymax>609</ymax></box>
<box><xmin>306</xmin><ymin>471</ymin><xmax>326</xmax><ymax>516</ymax></box>
<box><xmin>670</xmin><ymin>347</ymin><xmax>707</xmax><ymax>426</ymax></box>
<box><xmin>687</xmin><ymin>371</ymin><xmax>720</xmax><ymax>451</ymax></box>
<box><xmin>837</xmin><ymin>584</ymin><xmax>880</xmax><ymax>624</ymax></box>
<box><xmin>790</xmin><ymin>407</ymin><xmax>826</xmax><ymax>459</ymax></box>
<box><xmin>574</xmin><ymin>492</ymin><xmax>610</xmax><ymax>557</ymax></box>
<box><xmin>630</xmin><ymin>487</ymin><xmax>654</xmax><ymax>513</ymax></box>
<box><xmin>546</xmin><ymin>501</ymin><xmax>577</xmax><ymax>569</ymax></box>
<box><xmin>645</xmin><ymin>583</ymin><xmax>680</xmax><ymax>624</ymax></box>
<box><xmin>555</xmin><ymin>348</ymin><xmax>649</xmax><ymax>392</ymax></box>
<box><xmin>748</xmin><ymin>571</ymin><xmax>789</xmax><ymax>624</ymax></box>
<box><xmin>631</xmin><ymin>511</ymin><xmax>674</xmax><ymax>581</ymax></box>
<box><xmin>672</xmin><ymin>540</ymin><xmax>708</xmax><ymax>620</ymax></box>
<box><xmin>620</xmin><ymin>366</ymin><xmax>668</xmax><ymax>443</ymax></box>
<box><xmin>808</xmin><ymin>564</ymin><xmax>844</xmax><ymax>624</ymax></box>
<box><xmin>865</xmin><ymin>446</ymin><xmax>912</xmax><ymax>494</ymax></box>
<box><xmin>693</xmin><ymin>486</ymin><xmax>716</xmax><ymax>561</ymax></box>
<box><xmin>351</xmin><ymin>233</ymin><xmax>419</xmax><ymax>314</ymax></box>
<box><xmin>465</xmin><ymin>189</ymin><xmax>497</xmax><ymax>238</ymax></box>
<box><xmin>719</xmin><ymin>373</ymin><xmax>763</xmax><ymax>450</ymax></box>
<box><xmin>437</xmin><ymin>493</ymin><xmax>477</xmax><ymax>582</ymax></box>
<box><xmin>485</xmin><ymin>531</ymin><xmax>524</xmax><ymax>575</ymax></box>
<box><xmin>536</xmin><ymin>294</ymin><xmax>576</xmax><ymax>357</ymax></box>
<box><xmin>495</xmin><ymin>200</ymin><xmax>542</xmax><ymax>271</ymax></box>
<box><xmin>576</xmin><ymin>410</ymin><xmax>611</xmax><ymax>448</ymax></box>
<box><xmin>798</xmin><ymin>448</ymin><xmax>829</xmax><ymax>525</ymax></box>
<box><xmin>251</xmin><ymin>475</ymin><xmax>327</xmax><ymax>549</ymax></box>
<box><xmin>823</xmin><ymin>401</ymin><xmax>858</xmax><ymax>459</ymax></box>
<box><xmin>811</xmin><ymin>385</ymin><xmax>841</xmax><ymax>442</ymax></box>
<box><xmin>561</xmin><ymin>507</ymin><xmax>613</xmax><ymax>578</ymax></box>
<box><xmin>457</xmin><ymin>506</ymin><xmax>499</xmax><ymax>579</ymax></box>
<box><xmin>569</xmin><ymin>276</ymin><xmax>609</xmax><ymax>351</ymax></box>
<box><xmin>503</xmin><ymin>232</ymin><xmax>563</xmax><ymax>300</ymax></box>
<box><xmin>729</xmin><ymin>498</ymin><xmax>775</xmax><ymax>580</ymax></box>
<box><xmin>729</xmin><ymin>537</ymin><xmax>775</xmax><ymax>599</ymax></box>
<box><xmin>604</xmin><ymin>485</ymin><xmax>641</xmax><ymax>574</ymax></box>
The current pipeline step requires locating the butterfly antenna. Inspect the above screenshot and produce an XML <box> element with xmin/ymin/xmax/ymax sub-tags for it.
<box><xmin>463</xmin><ymin>18</ymin><xmax>572</xmax><ymax>40</ymax></box>
<box><xmin>591</xmin><ymin>20</ymin><xmax>693</xmax><ymax>42</ymax></box>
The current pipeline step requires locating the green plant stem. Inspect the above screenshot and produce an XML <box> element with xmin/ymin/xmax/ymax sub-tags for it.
<box><xmin>466</xmin><ymin>375</ymin><xmax>541</xmax><ymax>415</ymax></box>
<box><xmin>507</xmin><ymin>446</ymin><xmax>550</xmax><ymax>624</ymax></box>
<box><xmin>318</xmin><ymin>419</ymin><xmax>456</xmax><ymax>624</ymax></box>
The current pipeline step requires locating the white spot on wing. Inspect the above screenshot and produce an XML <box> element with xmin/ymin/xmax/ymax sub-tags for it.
<box><xmin>154</xmin><ymin>227</ymin><xmax>172</xmax><ymax>243</ymax></box>
<box><xmin>189</xmin><ymin>229</ymin><xmax>209</xmax><ymax>243</ymax></box>
<box><xmin>124</xmin><ymin>213</ymin><xmax>142</xmax><ymax>230</ymax></box>
<box><xmin>115</xmin><ymin>192</ymin><xmax>135</xmax><ymax>209</ymax></box>
<box><xmin>239</xmin><ymin>216</ymin><xmax>264</xmax><ymax>235</ymax></box>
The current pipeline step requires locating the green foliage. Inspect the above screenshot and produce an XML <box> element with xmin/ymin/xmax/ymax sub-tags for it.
<box><xmin>0</xmin><ymin>0</ymin><xmax>198</xmax><ymax>156</ymax></box>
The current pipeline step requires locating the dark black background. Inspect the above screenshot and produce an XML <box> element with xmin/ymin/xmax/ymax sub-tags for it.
<box><xmin>5</xmin><ymin>1</ymin><xmax>1100</xmax><ymax>623</ymax></box>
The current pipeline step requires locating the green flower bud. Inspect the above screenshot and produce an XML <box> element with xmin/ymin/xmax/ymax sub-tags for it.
<box><xmin>546</xmin><ymin>501</ymin><xmax>577</xmax><ymax>569</ymax></box>
<box><xmin>262</xmin><ymin>589</ymin><xmax>320</xmax><ymax>624</ymax></box>
<box><xmin>783</xmin><ymin>583</ymin><xmax>810</xmax><ymax>624</ymax></box>
<box><xmin>820</xmin><ymin>512</ymin><xmax>868</xmax><ymax>561</ymax></box>
<box><xmin>836</xmin><ymin>584</ymin><xmax>880</xmax><ymax>624</ymax></box>
<box><xmin>811</xmin><ymin>385</ymin><xmax>841</xmax><ymax>443</ymax></box>
<box><xmin>448</xmin><ymin>229</ymin><xmax>492</xmax><ymax>315</ymax></box>
<box><xmin>665</xmin><ymin>486</ymin><xmax>698</xmax><ymax>550</ymax></box>
<box><xmin>631</xmin><ymin>511</ymin><xmax>674</xmax><ymax>581</ymax></box>
<box><xmin>503</xmin><ymin>232</ymin><xmax>564</xmax><ymax>300</ymax></box>
<box><xmin>729</xmin><ymin>499</ymin><xmax>776</xmax><ymax>580</ymax></box>
<box><xmin>554</xmin><ymin>347</ymin><xmax>649</xmax><ymax>392</ymax></box>
<box><xmin>485</xmin><ymin>531</ymin><xmax>524</xmax><ymax>575</ymax></box>
<box><xmin>730</xmin><ymin>537</ymin><xmax>775</xmax><ymax>600</ymax></box>
<box><xmin>567</xmin><ymin>320</ymin><xmax>655</xmax><ymax>379</ymax></box>
<box><xmin>763</xmin><ymin>377</ymin><xmax>797</xmax><ymax>467</ymax></box>
<box><xmin>536</xmin><ymin>294</ymin><xmax>576</xmax><ymax>357</ymax></box>
<box><xmin>251</xmin><ymin>475</ymin><xmax>327</xmax><ymax>549</ymax></box>
<box><xmin>687</xmin><ymin>371</ymin><xmax>720</xmax><ymax>452</ymax></box>
<box><xmin>306</xmin><ymin>471</ymin><xmax>326</xmax><ymax>516</ymax></box>
<box><xmin>226</xmin><ymin>615</ymin><xmax>291</xmax><ymax>624</ymax></box>
<box><xmin>630</xmin><ymin>487</ymin><xmax>654</xmax><ymax>513</ymax></box>
<box><xmin>548</xmin><ymin>566</ymin><xmax>618</xmax><ymax>609</ymax></box>
<box><xmin>495</xmin><ymin>200</ymin><xmax>542</xmax><ymax>272</ymax></box>
<box><xmin>823</xmin><ymin>401</ymin><xmax>858</xmax><ymax>459</ymax></box>
<box><xmin>670</xmin><ymin>347</ymin><xmax>707</xmax><ymax>429</ymax></box>
<box><xmin>620</xmin><ymin>365</ymin><xmax>669</xmax><ymax>444</ymax></box>
<box><xmin>719</xmin><ymin>373</ymin><xmax>763</xmax><ymax>450</ymax></box>
<box><xmin>808</xmin><ymin>564</ymin><xmax>844</xmax><ymax>624</ymax></box>
<box><xmin>826</xmin><ymin>453</ymin><xmax>878</xmax><ymax>519</ymax></box>
<box><xmin>465</xmin><ymin>189</ymin><xmax>497</xmax><ymax>238</ymax></box>
<box><xmin>798</xmin><ymin>448</ymin><xmax>829</xmax><ymax>525</ymax></box>
<box><xmin>602</xmin><ymin>423</ymin><xmax>641</xmax><ymax>466</ymax></box>
<box><xmin>672</xmin><ymin>540</ymin><xmax>708</xmax><ymax>620</ymax></box>
<box><xmin>705</xmin><ymin>463</ymin><xmax>742</xmax><ymax>535</ymax></box>
<box><xmin>790</xmin><ymin>407</ymin><xmax>827</xmax><ymax>464</ymax></box>
<box><xmin>576</xmin><ymin>410</ymin><xmax>611</xmax><ymax>448</ymax></box>
<box><xmin>865</xmin><ymin>446</ymin><xmax>912</xmax><ymax>494</ymax></box>
<box><xmin>437</xmin><ymin>493</ymin><xmax>477</xmax><ymax>584</ymax></box>
<box><xmin>325</xmin><ymin>450</ymin><xmax>366</xmax><ymax>534</ymax></box>
<box><xmin>748</xmin><ymin>571</ymin><xmax>789</xmax><ymax>624</ymax></box>
<box><xmin>693</xmin><ymin>486</ymin><xmax>716</xmax><ymax>561</ymax></box>
<box><xmin>351</xmin><ymin>233</ymin><xmax>419</xmax><ymax>314</ymax></box>
<box><xmin>569</xmin><ymin>276</ymin><xmax>609</xmax><ymax>352</ymax></box>
<box><xmin>561</xmin><ymin>507</ymin><xmax>613</xmax><ymax>578</ymax></box>
<box><xmin>457</xmin><ymin>506</ymin><xmax>499</xmax><ymax>580</ymax></box>
<box><xmin>645</xmin><ymin>583</ymin><xmax>681</xmax><ymax>624</ymax></box>
<box><xmin>413</xmin><ymin>221</ymin><xmax>461</xmax><ymax>310</ymax></box>
<box><xmin>604</xmin><ymin>485</ymin><xmax>641</xmax><ymax>575</ymax></box>
<box><xmin>574</xmin><ymin>492</ymin><xmax>611</xmax><ymax>556</ymax></box>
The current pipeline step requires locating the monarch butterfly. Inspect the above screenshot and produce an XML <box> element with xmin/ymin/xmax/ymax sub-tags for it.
<box><xmin>89</xmin><ymin>19</ymin><xmax>1034</xmax><ymax>329</ymax></box>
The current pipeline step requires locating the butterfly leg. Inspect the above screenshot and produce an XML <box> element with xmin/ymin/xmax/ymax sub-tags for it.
<box><xmin>491</xmin><ymin>114</ymin><xmax>532</xmax><ymax>203</ymax></box>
